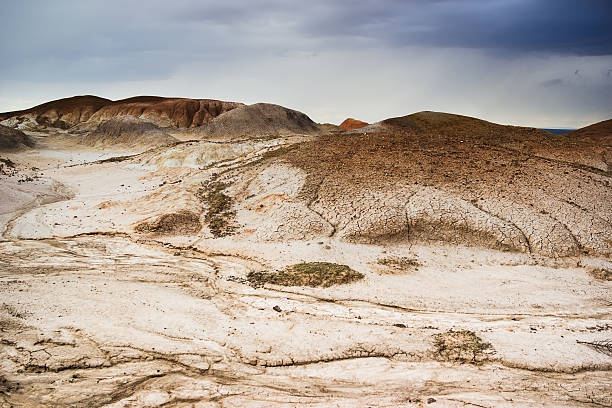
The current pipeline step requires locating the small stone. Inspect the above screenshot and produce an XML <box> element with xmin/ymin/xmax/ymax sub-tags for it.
<box><xmin>427</xmin><ymin>397</ymin><xmax>436</xmax><ymax>404</ymax></box>
<box><xmin>273</xmin><ymin>305</ymin><xmax>282</xmax><ymax>312</ymax></box>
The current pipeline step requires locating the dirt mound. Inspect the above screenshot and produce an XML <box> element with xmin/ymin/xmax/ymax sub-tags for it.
<box><xmin>0</xmin><ymin>125</ymin><xmax>34</xmax><ymax>150</ymax></box>
<box><xmin>339</xmin><ymin>118</ymin><xmax>368</xmax><ymax>131</ymax></box>
<box><xmin>197</xmin><ymin>103</ymin><xmax>321</xmax><ymax>140</ymax></box>
<box><xmin>81</xmin><ymin>116</ymin><xmax>177</xmax><ymax>149</ymax></box>
<box><xmin>0</xmin><ymin>95</ymin><xmax>243</xmax><ymax>130</ymax></box>
<box><xmin>134</xmin><ymin>211</ymin><xmax>202</xmax><ymax>235</ymax></box>
<box><xmin>229</xmin><ymin>112</ymin><xmax>612</xmax><ymax>257</ymax></box>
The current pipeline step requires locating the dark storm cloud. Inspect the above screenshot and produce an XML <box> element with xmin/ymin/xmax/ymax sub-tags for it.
<box><xmin>287</xmin><ymin>0</ymin><xmax>612</xmax><ymax>55</ymax></box>
<box><xmin>2</xmin><ymin>0</ymin><xmax>610</xmax><ymax>81</ymax></box>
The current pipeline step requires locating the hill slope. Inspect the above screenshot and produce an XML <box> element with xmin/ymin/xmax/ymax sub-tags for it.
<box><xmin>196</xmin><ymin>103</ymin><xmax>321</xmax><ymax>140</ymax></box>
<box><xmin>566</xmin><ymin>119</ymin><xmax>612</xmax><ymax>145</ymax></box>
<box><xmin>80</xmin><ymin>116</ymin><xmax>178</xmax><ymax>149</ymax></box>
<box><xmin>220</xmin><ymin>111</ymin><xmax>611</xmax><ymax>257</ymax></box>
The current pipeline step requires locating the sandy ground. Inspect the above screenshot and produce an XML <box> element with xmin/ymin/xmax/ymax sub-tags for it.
<box><xmin>0</xmin><ymin>139</ymin><xmax>611</xmax><ymax>407</ymax></box>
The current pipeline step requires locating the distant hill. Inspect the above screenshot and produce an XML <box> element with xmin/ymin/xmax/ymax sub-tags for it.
<box><xmin>339</xmin><ymin>118</ymin><xmax>368</xmax><ymax>131</ymax></box>
<box><xmin>80</xmin><ymin>116</ymin><xmax>178</xmax><ymax>149</ymax></box>
<box><xmin>0</xmin><ymin>95</ymin><xmax>243</xmax><ymax>130</ymax></box>
<box><xmin>196</xmin><ymin>103</ymin><xmax>321</xmax><ymax>140</ymax></box>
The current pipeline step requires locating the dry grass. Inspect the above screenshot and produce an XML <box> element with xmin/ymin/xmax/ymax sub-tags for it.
<box><xmin>377</xmin><ymin>256</ymin><xmax>421</xmax><ymax>271</ymax></box>
<box><xmin>247</xmin><ymin>262</ymin><xmax>364</xmax><ymax>288</ymax></box>
<box><xmin>198</xmin><ymin>181</ymin><xmax>235</xmax><ymax>237</ymax></box>
<box><xmin>432</xmin><ymin>330</ymin><xmax>494</xmax><ymax>364</ymax></box>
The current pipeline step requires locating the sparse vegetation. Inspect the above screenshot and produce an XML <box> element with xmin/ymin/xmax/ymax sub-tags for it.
<box><xmin>261</xmin><ymin>144</ymin><xmax>299</xmax><ymax>160</ymax></box>
<box><xmin>247</xmin><ymin>262</ymin><xmax>364</xmax><ymax>288</ymax></box>
<box><xmin>377</xmin><ymin>256</ymin><xmax>421</xmax><ymax>271</ymax></box>
<box><xmin>198</xmin><ymin>181</ymin><xmax>235</xmax><ymax>237</ymax></box>
<box><xmin>432</xmin><ymin>330</ymin><xmax>494</xmax><ymax>364</ymax></box>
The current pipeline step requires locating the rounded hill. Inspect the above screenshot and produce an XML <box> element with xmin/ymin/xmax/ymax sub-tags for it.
<box><xmin>197</xmin><ymin>103</ymin><xmax>321</xmax><ymax>140</ymax></box>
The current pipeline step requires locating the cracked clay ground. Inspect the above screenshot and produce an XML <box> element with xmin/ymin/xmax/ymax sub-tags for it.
<box><xmin>1</xmin><ymin>126</ymin><xmax>611</xmax><ymax>407</ymax></box>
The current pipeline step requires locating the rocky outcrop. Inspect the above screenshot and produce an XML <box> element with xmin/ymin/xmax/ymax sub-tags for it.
<box><xmin>0</xmin><ymin>95</ymin><xmax>243</xmax><ymax>130</ymax></box>
<box><xmin>339</xmin><ymin>118</ymin><xmax>368</xmax><ymax>131</ymax></box>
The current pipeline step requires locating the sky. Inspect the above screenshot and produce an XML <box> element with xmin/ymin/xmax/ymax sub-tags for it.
<box><xmin>1</xmin><ymin>0</ymin><xmax>611</xmax><ymax>128</ymax></box>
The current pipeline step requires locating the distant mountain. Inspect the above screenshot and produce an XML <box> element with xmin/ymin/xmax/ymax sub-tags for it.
<box><xmin>540</xmin><ymin>128</ymin><xmax>574</xmax><ymax>135</ymax></box>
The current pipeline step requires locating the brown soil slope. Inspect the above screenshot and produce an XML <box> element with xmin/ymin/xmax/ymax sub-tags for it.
<box><xmin>339</xmin><ymin>118</ymin><xmax>368</xmax><ymax>131</ymax></box>
<box><xmin>0</xmin><ymin>124</ymin><xmax>34</xmax><ymax>150</ymax></box>
<box><xmin>0</xmin><ymin>95</ymin><xmax>243</xmax><ymax>130</ymax></box>
<box><xmin>229</xmin><ymin>111</ymin><xmax>611</xmax><ymax>257</ymax></box>
<box><xmin>197</xmin><ymin>103</ymin><xmax>321</xmax><ymax>140</ymax></box>
<box><xmin>566</xmin><ymin>119</ymin><xmax>612</xmax><ymax>145</ymax></box>
<box><xmin>498</xmin><ymin>118</ymin><xmax>611</xmax><ymax>173</ymax></box>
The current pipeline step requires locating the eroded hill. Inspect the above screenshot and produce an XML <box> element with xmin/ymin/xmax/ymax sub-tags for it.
<box><xmin>216</xmin><ymin>112</ymin><xmax>612</xmax><ymax>257</ymax></box>
<box><xmin>196</xmin><ymin>103</ymin><xmax>322</xmax><ymax>140</ymax></box>
<box><xmin>0</xmin><ymin>95</ymin><xmax>244</xmax><ymax>130</ymax></box>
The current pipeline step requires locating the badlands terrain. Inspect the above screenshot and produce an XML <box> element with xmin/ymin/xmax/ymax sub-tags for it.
<box><xmin>0</xmin><ymin>95</ymin><xmax>611</xmax><ymax>407</ymax></box>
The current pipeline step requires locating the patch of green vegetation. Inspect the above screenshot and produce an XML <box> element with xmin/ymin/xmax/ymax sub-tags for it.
<box><xmin>432</xmin><ymin>330</ymin><xmax>494</xmax><ymax>364</ymax></box>
<box><xmin>377</xmin><ymin>256</ymin><xmax>421</xmax><ymax>270</ymax></box>
<box><xmin>247</xmin><ymin>262</ymin><xmax>364</xmax><ymax>288</ymax></box>
<box><xmin>197</xmin><ymin>181</ymin><xmax>235</xmax><ymax>237</ymax></box>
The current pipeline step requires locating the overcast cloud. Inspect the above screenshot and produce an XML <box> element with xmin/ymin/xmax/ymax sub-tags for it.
<box><xmin>1</xmin><ymin>0</ymin><xmax>611</xmax><ymax>127</ymax></box>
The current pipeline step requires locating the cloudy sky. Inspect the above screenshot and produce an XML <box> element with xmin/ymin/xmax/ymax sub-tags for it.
<box><xmin>1</xmin><ymin>0</ymin><xmax>611</xmax><ymax>128</ymax></box>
